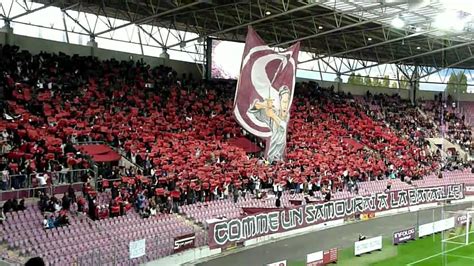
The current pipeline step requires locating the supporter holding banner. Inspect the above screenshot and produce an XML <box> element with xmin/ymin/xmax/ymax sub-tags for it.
<box><xmin>233</xmin><ymin>26</ymin><xmax>300</xmax><ymax>163</ymax></box>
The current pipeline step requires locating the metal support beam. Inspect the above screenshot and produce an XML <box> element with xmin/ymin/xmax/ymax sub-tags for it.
<box><xmin>341</xmin><ymin>41</ymin><xmax>474</xmax><ymax>74</ymax></box>
<box><xmin>8</xmin><ymin>1</ymin><xmax>59</xmax><ymax>21</ymax></box>
<box><xmin>418</xmin><ymin>55</ymin><xmax>474</xmax><ymax>80</ymax></box>
<box><xmin>138</xmin><ymin>26</ymin><xmax>144</xmax><ymax>56</ymax></box>
<box><xmin>137</xmin><ymin>25</ymin><xmax>165</xmax><ymax>47</ymax></box>
<box><xmin>60</xmin><ymin>2</ymin><xmax>80</xmax><ymax>11</ymax></box>
<box><xmin>299</xmin><ymin>29</ymin><xmax>436</xmax><ymax>65</ymax></box>
<box><xmin>396</xmin><ymin>65</ymin><xmax>411</xmax><ymax>80</ymax></box>
<box><xmin>62</xmin><ymin>12</ymin><xmax>69</xmax><ymax>43</ymax></box>
<box><xmin>275</xmin><ymin>10</ymin><xmax>404</xmax><ymax>47</ymax></box>
<box><xmin>63</xmin><ymin>10</ymin><xmax>91</xmax><ymax>35</ymax></box>
<box><xmin>165</xmin><ymin>1</ymin><xmax>323</xmax><ymax>49</ymax></box>
<box><xmin>94</xmin><ymin>1</ymin><xmax>201</xmax><ymax>37</ymax></box>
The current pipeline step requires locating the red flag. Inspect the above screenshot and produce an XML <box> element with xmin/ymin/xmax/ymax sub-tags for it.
<box><xmin>233</xmin><ymin>26</ymin><xmax>300</xmax><ymax>163</ymax></box>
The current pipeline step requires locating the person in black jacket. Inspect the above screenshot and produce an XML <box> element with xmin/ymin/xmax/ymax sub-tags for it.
<box><xmin>18</xmin><ymin>199</ymin><xmax>26</xmax><ymax>211</ymax></box>
<box><xmin>275</xmin><ymin>197</ymin><xmax>281</xmax><ymax>208</ymax></box>
<box><xmin>25</xmin><ymin>257</ymin><xmax>45</xmax><ymax>266</ymax></box>
<box><xmin>2</xmin><ymin>199</ymin><xmax>12</xmax><ymax>213</ymax></box>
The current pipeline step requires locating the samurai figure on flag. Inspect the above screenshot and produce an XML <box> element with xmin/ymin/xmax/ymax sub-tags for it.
<box><xmin>248</xmin><ymin>85</ymin><xmax>290</xmax><ymax>162</ymax></box>
<box><xmin>233</xmin><ymin>26</ymin><xmax>300</xmax><ymax>163</ymax></box>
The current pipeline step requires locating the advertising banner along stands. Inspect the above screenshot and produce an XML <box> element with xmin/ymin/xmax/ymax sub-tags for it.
<box><xmin>418</xmin><ymin>217</ymin><xmax>456</xmax><ymax>237</ymax></box>
<box><xmin>393</xmin><ymin>227</ymin><xmax>416</xmax><ymax>245</ymax></box>
<box><xmin>267</xmin><ymin>260</ymin><xmax>287</xmax><ymax>266</ymax></box>
<box><xmin>173</xmin><ymin>233</ymin><xmax>196</xmax><ymax>253</ymax></box>
<box><xmin>354</xmin><ymin>236</ymin><xmax>382</xmax><ymax>256</ymax></box>
<box><xmin>208</xmin><ymin>184</ymin><xmax>464</xmax><ymax>248</ymax></box>
<box><xmin>306</xmin><ymin>248</ymin><xmax>338</xmax><ymax>266</ymax></box>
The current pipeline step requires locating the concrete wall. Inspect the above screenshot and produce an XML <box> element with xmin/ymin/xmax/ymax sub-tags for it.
<box><xmin>428</xmin><ymin>138</ymin><xmax>468</xmax><ymax>161</ymax></box>
<box><xmin>0</xmin><ymin>31</ymin><xmax>202</xmax><ymax>78</ymax></box>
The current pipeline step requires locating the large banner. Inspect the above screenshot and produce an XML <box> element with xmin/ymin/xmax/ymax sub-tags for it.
<box><xmin>208</xmin><ymin>184</ymin><xmax>464</xmax><ymax>248</ymax></box>
<box><xmin>233</xmin><ymin>26</ymin><xmax>300</xmax><ymax>163</ymax></box>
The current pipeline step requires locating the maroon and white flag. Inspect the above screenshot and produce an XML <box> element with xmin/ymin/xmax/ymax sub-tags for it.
<box><xmin>234</xmin><ymin>26</ymin><xmax>300</xmax><ymax>163</ymax></box>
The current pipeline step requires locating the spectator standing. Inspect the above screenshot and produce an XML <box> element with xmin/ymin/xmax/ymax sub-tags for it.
<box><xmin>0</xmin><ymin>168</ymin><xmax>8</xmax><ymax>190</ymax></box>
<box><xmin>36</xmin><ymin>172</ymin><xmax>48</xmax><ymax>194</ymax></box>
<box><xmin>232</xmin><ymin>186</ymin><xmax>239</xmax><ymax>203</ymax></box>
<box><xmin>42</xmin><ymin>215</ymin><xmax>49</xmax><ymax>229</ymax></box>
<box><xmin>0</xmin><ymin>206</ymin><xmax>5</xmax><ymax>224</ymax></box>
<box><xmin>386</xmin><ymin>179</ymin><xmax>392</xmax><ymax>192</ymax></box>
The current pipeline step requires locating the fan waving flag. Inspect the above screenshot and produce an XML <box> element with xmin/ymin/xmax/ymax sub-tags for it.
<box><xmin>233</xmin><ymin>26</ymin><xmax>300</xmax><ymax>163</ymax></box>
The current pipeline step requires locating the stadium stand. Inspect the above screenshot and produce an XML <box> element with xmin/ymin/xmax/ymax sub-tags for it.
<box><xmin>1</xmin><ymin>44</ymin><xmax>473</xmax><ymax>265</ymax></box>
<box><xmin>1</xmin><ymin>44</ymin><xmax>442</xmax><ymax>193</ymax></box>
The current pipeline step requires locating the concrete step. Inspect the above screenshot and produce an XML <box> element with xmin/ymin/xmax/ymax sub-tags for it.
<box><xmin>175</xmin><ymin>213</ymin><xmax>205</xmax><ymax>231</ymax></box>
<box><xmin>0</xmin><ymin>243</ymin><xmax>27</xmax><ymax>265</ymax></box>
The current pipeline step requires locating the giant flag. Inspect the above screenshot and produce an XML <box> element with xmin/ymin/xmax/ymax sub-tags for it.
<box><xmin>233</xmin><ymin>26</ymin><xmax>300</xmax><ymax>163</ymax></box>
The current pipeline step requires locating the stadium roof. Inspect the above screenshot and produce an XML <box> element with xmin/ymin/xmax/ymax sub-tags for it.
<box><xmin>15</xmin><ymin>0</ymin><xmax>474</xmax><ymax>72</ymax></box>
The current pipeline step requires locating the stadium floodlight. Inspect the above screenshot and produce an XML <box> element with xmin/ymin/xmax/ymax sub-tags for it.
<box><xmin>391</xmin><ymin>16</ymin><xmax>405</xmax><ymax>29</ymax></box>
<box><xmin>434</xmin><ymin>10</ymin><xmax>466</xmax><ymax>31</ymax></box>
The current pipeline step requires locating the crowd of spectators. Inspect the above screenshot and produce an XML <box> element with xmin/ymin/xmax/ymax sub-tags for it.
<box><xmin>0</xmin><ymin>197</ymin><xmax>26</xmax><ymax>224</ymax></box>
<box><xmin>1</xmin><ymin>198</ymin><xmax>26</xmax><ymax>213</ymax></box>
<box><xmin>419</xmin><ymin>94</ymin><xmax>473</xmax><ymax>159</ymax></box>
<box><xmin>361</xmin><ymin>92</ymin><xmax>441</xmax><ymax>168</ymax></box>
<box><xmin>0</xmin><ymin>43</ymin><xmax>464</xmax><ymax>214</ymax></box>
<box><xmin>37</xmin><ymin>187</ymin><xmax>76</xmax><ymax>229</ymax></box>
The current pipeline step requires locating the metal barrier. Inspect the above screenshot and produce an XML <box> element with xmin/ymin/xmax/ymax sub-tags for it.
<box><xmin>1</xmin><ymin>168</ymin><xmax>92</xmax><ymax>191</ymax></box>
<box><xmin>0</xmin><ymin>169</ymin><xmax>93</xmax><ymax>201</ymax></box>
<box><xmin>0</xmin><ymin>181</ymin><xmax>87</xmax><ymax>202</ymax></box>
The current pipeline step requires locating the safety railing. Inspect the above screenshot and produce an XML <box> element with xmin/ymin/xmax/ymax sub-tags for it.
<box><xmin>0</xmin><ymin>169</ymin><xmax>93</xmax><ymax>201</ymax></box>
<box><xmin>1</xmin><ymin>168</ymin><xmax>92</xmax><ymax>191</ymax></box>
